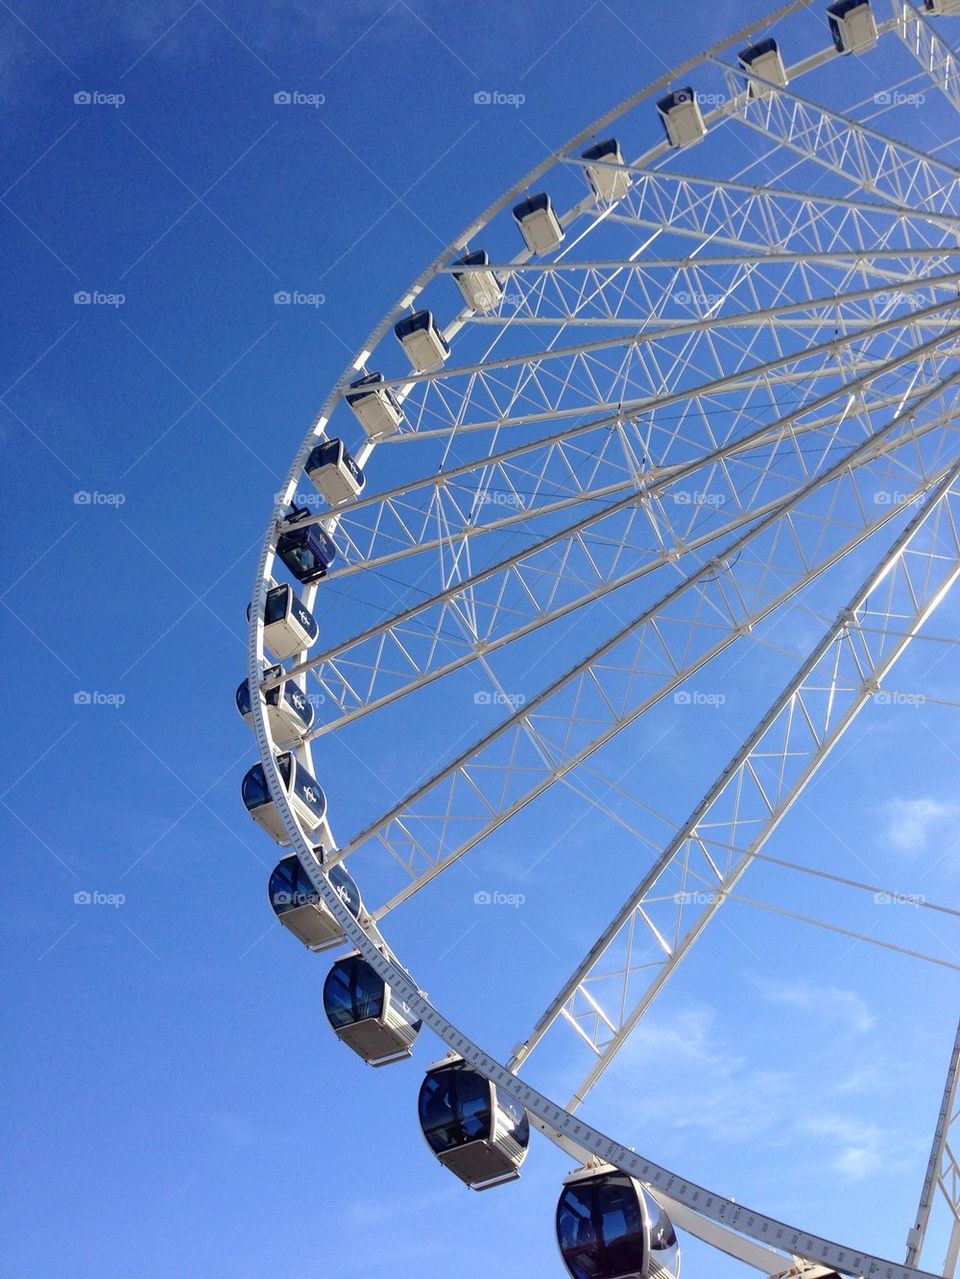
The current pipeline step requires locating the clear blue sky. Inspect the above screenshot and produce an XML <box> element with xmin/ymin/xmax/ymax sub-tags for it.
<box><xmin>2</xmin><ymin>2</ymin><xmax>959</xmax><ymax>1276</ymax></box>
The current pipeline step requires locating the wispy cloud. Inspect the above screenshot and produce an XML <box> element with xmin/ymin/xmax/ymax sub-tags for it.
<box><xmin>801</xmin><ymin>1114</ymin><xmax>883</xmax><ymax>1180</ymax></box>
<box><xmin>752</xmin><ymin>977</ymin><xmax>876</xmax><ymax>1035</ymax></box>
<box><xmin>883</xmin><ymin>797</ymin><xmax>960</xmax><ymax>856</ymax></box>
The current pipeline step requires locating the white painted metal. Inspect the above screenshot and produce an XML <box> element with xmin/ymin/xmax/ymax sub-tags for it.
<box><xmin>246</xmin><ymin>5</ymin><xmax>960</xmax><ymax>1275</ymax></box>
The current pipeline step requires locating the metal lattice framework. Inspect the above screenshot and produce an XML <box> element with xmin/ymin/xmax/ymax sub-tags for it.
<box><xmin>247</xmin><ymin>3</ymin><xmax>960</xmax><ymax>1276</ymax></box>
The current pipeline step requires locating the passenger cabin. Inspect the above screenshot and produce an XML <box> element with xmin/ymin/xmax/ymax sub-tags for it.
<box><xmin>556</xmin><ymin>1164</ymin><xmax>680</xmax><ymax>1279</ymax></box>
<box><xmin>925</xmin><ymin>0</ymin><xmax>960</xmax><ymax>13</ymax></box>
<box><xmin>452</xmin><ymin>249</ymin><xmax>503</xmax><ymax>313</ymax></box>
<box><xmin>323</xmin><ymin>953</ymin><xmax>422</xmax><ymax>1065</ymax></box>
<box><xmin>827</xmin><ymin>0</ymin><xmax>878</xmax><ymax>53</ymax></box>
<box><xmin>582</xmin><ymin>138</ymin><xmax>630</xmax><ymax>203</ymax></box>
<box><xmin>236</xmin><ymin>667</ymin><xmax>314</xmax><ymax>747</ymax></box>
<box><xmin>305</xmin><ymin>438</ymin><xmax>365</xmax><ymax>506</ymax></box>
<box><xmin>276</xmin><ymin>507</ymin><xmax>337</xmax><ymax>584</ymax></box>
<box><xmin>249</xmin><ymin>583</ymin><xmax>319</xmax><ymax>660</ymax></box>
<box><xmin>656</xmin><ymin>88</ymin><xmax>707</xmax><ymax>148</ymax></box>
<box><xmin>241</xmin><ymin>752</ymin><xmax>327</xmax><ymax>843</ymax></box>
<box><xmin>418</xmin><ymin>1059</ymin><xmax>529</xmax><ymax>1190</ymax></box>
<box><xmin>738</xmin><ymin>38</ymin><xmax>788</xmax><ymax>94</ymax></box>
<box><xmin>394</xmin><ymin>309</ymin><xmax>450</xmax><ymax>373</ymax></box>
<box><xmin>269</xmin><ymin>853</ymin><xmax>362</xmax><ymax>951</ymax></box>
<box><xmin>346</xmin><ymin>372</ymin><xmax>403</xmax><ymax>441</ymax></box>
<box><xmin>513</xmin><ymin>193</ymin><xmax>564</xmax><ymax>255</ymax></box>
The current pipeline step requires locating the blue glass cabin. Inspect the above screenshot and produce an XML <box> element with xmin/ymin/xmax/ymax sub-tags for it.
<box><xmin>346</xmin><ymin>371</ymin><xmax>403</xmax><ymax>440</ymax></box>
<box><xmin>276</xmin><ymin>507</ymin><xmax>337</xmax><ymax>584</ymax></box>
<box><xmin>236</xmin><ymin>667</ymin><xmax>314</xmax><ymax>746</ymax></box>
<box><xmin>738</xmin><ymin>38</ymin><xmax>788</xmax><ymax>92</ymax></box>
<box><xmin>451</xmin><ymin>249</ymin><xmax>503</xmax><ymax>313</ymax></box>
<box><xmin>827</xmin><ymin>0</ymin><xmax>877</xmax><ymax>53</ymax></box>
<box><xmin>241</xmin><ymin>752</ymin><xmax>327</xmax><ymax>843</ymax></box>
<box><xmin>394</xmin><ymin>309</ymin><xmax>450</xmax><ymax>373</ymax></box>
<box><xmin>305</xmin><ymin>438</ymin><xmax>365</xmax><ymax>505</ymax></box>
<box><xmin>269</xmin><ymin>853</ymin><xmax>362</xmax><ymax>951</ymax></box>
<box><xmin>418</xmin><ymin>1059</ymin><xmax>529</xmax><ymax>1189</ymax></box>
<box><xmin>556</xmin><ymin>1167</ymin><xmax>680</xmax><ymax>1279</ymax></box>
<box><xmin>512</xmin><ymin>192</ymin><xmax>564</xmax><ymax>254</ymax></box>
<box><xmin>656</xmin><ymin>88</ymin><xmax>706</xmax><ymax>148</ymax></box>
<box><xmin>581</xmin><ymin>138</ymin><xmax>629</xmax><ymax>203</ymax></box>
<box><xmin>248</xmin><ymin>583</ymin><xmax>319</xmax><ymax>660</ymax></box>
<box><xmin>323</xmin><ymin>953</ymin><xmax>422</xmax><ymax>1064</ymax></box>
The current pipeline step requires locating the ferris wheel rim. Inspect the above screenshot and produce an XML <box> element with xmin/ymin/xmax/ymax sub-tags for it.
<box><xmin>246</xmin><ymin>4</ymin><xmax>960</xmax><ymax>1276</ymax></box>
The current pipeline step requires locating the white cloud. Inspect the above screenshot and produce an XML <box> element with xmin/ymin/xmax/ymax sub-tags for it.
<box><xmin>883</xmin><ymin>798</ymin><xmax>960</xmax><ymax>855</ymax></box>
<box><xmin>752</xmin><ymin>977</ymin><xmax>876</xmax><ymax>1034</ymax></box>
<box><xmin>802</xmin><ymin>1114</ymin><xmax>883</xmax><ymax>1180</ymax></box>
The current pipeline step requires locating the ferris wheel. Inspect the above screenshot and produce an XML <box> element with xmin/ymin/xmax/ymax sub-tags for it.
<box><xmin>241</xmin><ymin>2</ymin><xmax>960</xmax><ymax>1276</ymax></box>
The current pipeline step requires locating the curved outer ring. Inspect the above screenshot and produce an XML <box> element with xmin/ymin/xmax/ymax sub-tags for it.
<box><xmin>247</xmin><ymin>6</ymin><xmax>941</xmax><ymax>1275</ymax></box>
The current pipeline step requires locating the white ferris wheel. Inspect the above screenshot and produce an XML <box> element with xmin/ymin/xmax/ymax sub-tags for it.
<box><xmin>240</xmin><ymin>3</ymin><xmax>960</xmax><ymax>1277</ymax></box>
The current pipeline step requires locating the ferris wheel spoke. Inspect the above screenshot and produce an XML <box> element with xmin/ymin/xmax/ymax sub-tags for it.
<box><xmin>285</xmin><ymin>337</ymin><xmax>958</xmax><ymax>733</ymax></box>
<box><xmin>457</xmin><ymin>269</ymin><xmax>960</xmax><ymax>327</ymax></box>
<box><xmin>907</xmin><ymin>1017</ymin><xmax>960</xmax><ymax>1274</ymax></box>
<box><xmin>896</xmin><ymin>2</ymin><xmax>960</xmax><ymax>119</ymax></box>
<box><xmin>299</xmin><ymin>390</ymin><xmax>958</xmax><ymax>739</ymax></box>
<box><xmin>600</xmin><ymin>169</ymin><xmax>960</xmax><ymax>263</ymax></box>
<box><xmin>286</xmin><ymin>316</ymin><xmax>958</xmax><ymax>606</ymax></box>
<box><xmin>373</xmin><ymin>296</ymin><xmax>960</xmax><ymax>444</ymax></box>
<box><xmin>328</xmin><ymin>373</ymin><xmax>960</xmax><ymax>909</ymax></box>
<box><xmin>508</xmin><ymin>466</ymin><xmax>960</xmax><ymax>1110</ymax></box>
<box><xmin>723</xmin><ymin>73</ymin><xmax>960</xmax><ymax>224</ymax></box>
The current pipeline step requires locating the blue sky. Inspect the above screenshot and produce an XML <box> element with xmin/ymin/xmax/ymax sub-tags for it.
<box><xmin>2</xmin><ymin>1</ymin><xmax>959</xmax><ymax>1276</ymax></box>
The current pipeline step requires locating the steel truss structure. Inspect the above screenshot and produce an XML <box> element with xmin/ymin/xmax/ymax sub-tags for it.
<box><xmin>247</xmin><ymin>3</ymin><xmax>960</xmax><ymax>1275</ymax></box>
